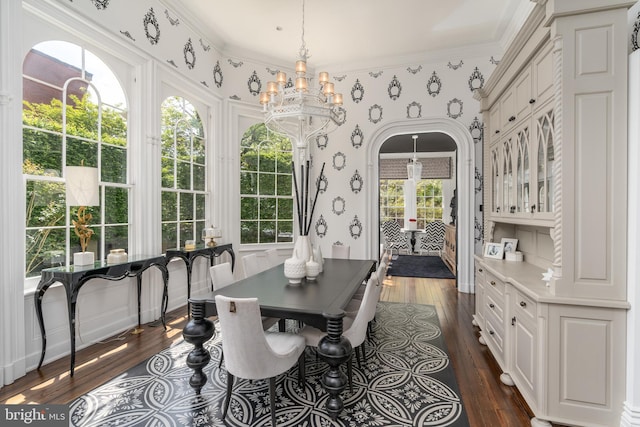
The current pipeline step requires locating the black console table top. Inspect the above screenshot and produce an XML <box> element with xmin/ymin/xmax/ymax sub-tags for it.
<box><xmin>34</xmin><ymin>254</ymin><xmax>169</xmax><ymax>376</ymax></box>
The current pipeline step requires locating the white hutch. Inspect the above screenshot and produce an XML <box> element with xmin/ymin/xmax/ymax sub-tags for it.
<box><xmin>474</xmin><ymin>1</ymin><xmax>633</xmax><ymax>426</ymax></box>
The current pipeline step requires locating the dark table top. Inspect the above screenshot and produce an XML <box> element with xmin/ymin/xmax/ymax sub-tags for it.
<box><xmin>192</xmin><ymin>258</ymin><xmax>376</xmax><ymax>330</ymax></box>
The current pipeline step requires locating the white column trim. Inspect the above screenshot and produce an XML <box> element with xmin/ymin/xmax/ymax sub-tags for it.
<box><xmin>0</xmin><ymin>0</ymin><xmax>26</xmax><ymax>386</ymax></box>
<box><xmin>621</xmin><ymin>49</ymin><xmax>640</xmax><ymax>427</ymax></box>
<box><xmin>366</xmin><ymin>117</ymin><xmax>475</xmax><ymax>293</ymax></box>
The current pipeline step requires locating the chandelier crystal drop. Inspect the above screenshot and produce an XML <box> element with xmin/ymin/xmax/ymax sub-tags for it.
<box><xmin>259</xmin><ymin>0</ymin><xmax>345</xmax><ymax>149</ymax></box>
<box><xmin>407</xmin><ymin>134</ymin><xmax>422</xmax><ymax>181</ymax></box>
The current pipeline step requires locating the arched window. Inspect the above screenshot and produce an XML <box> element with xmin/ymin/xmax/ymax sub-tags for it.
<box><xmin>240</xmin><ymin>124</ymin><xmax>293</xmax><ymax>244</ymax></box>
<box><xmin>160</xmin><ymin>96</ymin><xmax>207</xmax><ymax>251</ymax></box>
<box><xmin>23</xmin><ymin>41</ymin><xmax>128</xmax><ymax>278</ymax></box>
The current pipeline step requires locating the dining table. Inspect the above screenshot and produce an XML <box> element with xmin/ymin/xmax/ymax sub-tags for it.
<box><xmin>182</xmin><ymin>257</ymin><xmax>376</xmax><ymax>420</ymax></box>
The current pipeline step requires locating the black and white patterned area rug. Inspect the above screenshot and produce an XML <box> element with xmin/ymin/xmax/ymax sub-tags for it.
<box><xmin>70</xmin><ymin>302</ymin><xmax>470</xmax><ymax>426</ymax></box>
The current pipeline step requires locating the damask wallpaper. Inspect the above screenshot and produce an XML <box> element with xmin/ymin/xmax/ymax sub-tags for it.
<box><xmin>58</xmin><ymin>0</ymin><xmax>496</xmax><ymax>255</ymax></box>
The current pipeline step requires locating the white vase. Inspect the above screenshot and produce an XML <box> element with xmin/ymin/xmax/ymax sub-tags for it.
<box><xmin>314</xmin><ymin>245</ymin><xmax>324</xmax><ymax>272</ymax></box>
<box><xmin>294</xmin><ymin>235</ymin><xmax>312</xmax><ymax>263</ymax></box>
<box><xmin>284</xmin><ymin>256</ymin><xmax>306</xmax><ymax>285</ymax></box>
<box><xmin>306</xmin><ymin>256</ymin><xmax>320</xmax><ymax>281</ymax></box>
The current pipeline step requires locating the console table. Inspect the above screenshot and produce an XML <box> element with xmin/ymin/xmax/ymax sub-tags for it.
<box><xmin>401</xmin><ymin>227</ymin><xmax>426</xmax><ymax>254</ymax></box>
<box><xmin>165</xmin><ymin>243</ymin><xmax>235</xmax><ymax>316</ymax></box>
<box><xmin>35</xmin><ymin>255</ymin><xmax>169</xmax><ymax>376</ymax></box>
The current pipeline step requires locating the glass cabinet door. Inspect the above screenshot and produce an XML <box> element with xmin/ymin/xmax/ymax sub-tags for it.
<box><xmin>491</xmin><ymin>148</ymin><xmax>500</xmax><ymax>214</ymax></box>
<box><xmin>503</xmin><ymin>138</ymin><xmax>514</xmax><ymax>213</ymax></box>
<box><xmin>536</xmin><ymin>109</ymin><xmax>554</xmax><ymax>213</ymax></box>
<box><xmin>516</xmin><ymin>126</ymin><xmax>530</xmax><ymax>213</ymax></box>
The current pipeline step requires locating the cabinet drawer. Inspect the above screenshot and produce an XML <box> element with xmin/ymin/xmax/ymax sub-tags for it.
<box><xmin>475</xmin><ymin>263</ymin><xmax>485</xmax><ymax>281</ymax></box>
<box><xmin>514</xmin><ymin>290</ymin><xmax>537</xmax><ymax>322</ymax></box>
<box><xmin>486</xmin><ymin>291</ymin><xmax>505</xmax><ymax>323</ymax></box>
<box><xmin>485</xmin><ymin>271</ymin><xmax>506</xmax><ymax>296</ymax></box>
<box><xmin>484</xmin><ymin>317</ymin><xmax>505</xmax><ymax>357</ymax></box>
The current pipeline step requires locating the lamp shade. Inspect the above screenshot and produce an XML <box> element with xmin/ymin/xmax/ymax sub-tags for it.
<box><xmin>407</xmin><ymin>159</ymin><xmax>423</xmax><ymax>181</ymax></box>
<box><xmin>66</xmin><ymin>166</ymin><xmax>99</xmax><ymax>206</ymax></box>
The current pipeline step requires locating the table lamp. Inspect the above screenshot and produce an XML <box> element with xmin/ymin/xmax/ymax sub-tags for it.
<box><xmin>66</xmin><ymin>165</ymin><xmax>100</xmax><ymax>266</ymax></box>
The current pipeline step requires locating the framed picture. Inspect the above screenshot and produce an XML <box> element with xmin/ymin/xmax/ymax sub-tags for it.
<box><xmin>484</xmin><ymin>242</ymin><xmax>504</xmax><ymax>259</ymax></box>
<box><xmin>501</xmin><ymin>238</ymin><xmax>518</xmax><ymax>253</ymax></box>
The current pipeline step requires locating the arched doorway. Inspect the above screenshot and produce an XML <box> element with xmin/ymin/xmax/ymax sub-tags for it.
<box><xmin>366</xmin><ymin>118</ymin><xmax>475</xmax><ymax>293</ymax></box>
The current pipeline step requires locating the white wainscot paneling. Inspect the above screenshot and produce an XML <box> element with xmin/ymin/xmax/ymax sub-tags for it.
<box><xmin>575</xmin><ymin>25</ymin><xmax>612</xmax><ymax>76</ymax></box>
<box><xmin>575</xmin><ymin>92</ymin><xmax>611</xmax><ymax>282</ymax></box>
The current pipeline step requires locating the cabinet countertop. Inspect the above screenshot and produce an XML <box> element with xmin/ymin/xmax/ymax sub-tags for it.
<box><xmin>475</xmin><ymin>255</ymin><xmax>630</xmax><ymax>310</ymax></box>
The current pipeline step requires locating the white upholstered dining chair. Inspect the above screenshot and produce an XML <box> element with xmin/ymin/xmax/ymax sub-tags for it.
<box><xmin>241</xmin><ymin>253</ymin><xmax>263</xmax><ymax>278</ymax></box>
<box><xmin>209</xmin><ymin>262</ymin><xmax>235</xmax><ymax>291</ymax></box>
<box><xmin>210</xmin><ymin>263</ymin><xmax>279</xmax><ymax>367</ymax></box>
<box><xmin>264</xmin><ymin>248</ymin><xmax>280</xmax><ymax>267</ymax></box>
<box><xmin>299</xmin><ymin>275</ymin><xmax>378</xmax><ymax>391</ymax></box>
<box><xmin>215</xmin><ymin>295</ymin><xmax>306</xmax><ymax>426</ymax></box>
<box><xmin>331</xmin><ymin>244</ymin><xmax>350</xmax><ymax>259</ymax></box>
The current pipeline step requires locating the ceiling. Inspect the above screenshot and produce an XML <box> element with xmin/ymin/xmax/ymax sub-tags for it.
<box><xmin>380</xmin><ymin>133</ymin><xmax>457</xmax><ymax>154</ymax></box>
<box><xmin>169</xmin><ymin>0</ymin><xmax>533</xmax><ymax>153</ymax></box>
<box><xmin>169</xmin><ymin>0</ymin><xmax>533</xmax><ymax>70</ymax></box>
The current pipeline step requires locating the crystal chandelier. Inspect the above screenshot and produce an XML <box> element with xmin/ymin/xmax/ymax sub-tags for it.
<box><xmin>407</xmin><ymin>135</ymin><xmax>423</xmax><ymax>181</ymax></box>
<box><xmin>259</xmin><ymin>0</ymin><xmax>345</xmax><ymax>150</ymax></box>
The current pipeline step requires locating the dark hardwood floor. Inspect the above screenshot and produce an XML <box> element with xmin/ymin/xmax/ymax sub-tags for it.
<box><xmin>1</xmin><ymin>274</ymin><xmax>562</xmax><ymax>426</ymax></box>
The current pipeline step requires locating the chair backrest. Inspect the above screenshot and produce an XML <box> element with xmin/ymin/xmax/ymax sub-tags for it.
<box><xmin>264</xmin><ymin>248</ymin><xmax>280</xmax><ymax>267</ymax></box>
<box><xmin>344</xmin><ymin>276</ymin><xmax>378</xmax><ymax>347</ymax></box>
<box><xmin>241</xmin><ymin>253</ymin><xmax>262</xmax><ymax>278</ymax></box>
<box><xmin>421</xmin><ymin>220</ymin><xmax>446</xmax><ymax>249</ymax></box>
<box><xmin>331</xmin><ymin>244</ymin><xmax>351</xmax><ymax>259</ymax></box>
<box><xmin>375</xmin><ymin>262</ymin><xmax>386</xmax><ymax>288</ymax></box>
<box><xmin>381</xmin><ymin>220</ymin><xmax>407</xmax><ymax>248</ymax></box>
<box><xmin>215</xmin><ymin>295</ymin><xmax>301</xmax><ymax>380</ymax></box>
<box><xmin>209</xmin><ymin>262</ymin><xmax>235</xmax><ymax>291</ymax></box>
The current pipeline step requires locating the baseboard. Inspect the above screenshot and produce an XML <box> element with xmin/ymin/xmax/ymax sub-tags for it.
<box><xmin>458</xmin><ymin>280</ymin><xmax>474</xmax><ymax>294</ymax></box>
<box><xmin>2</xmin><ymin>356</ymin><xmax>26</xmax><ymax>387</ymax></box>
<box><xmin>620</xmin><ymin>401</ymin><xmax>640</xmax><ymax>427</ymax></box>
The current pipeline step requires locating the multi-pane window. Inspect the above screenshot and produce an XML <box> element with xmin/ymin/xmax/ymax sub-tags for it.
<box><xmin>160</xmin><ymin>96</ymin><xmax>206</xmax><ymax>252</ymax></box>
<box><xmin>379</xmin><ymin>179</ymin><xmax>405</xmax><ymax>226</ymax></box>
<box><xmin>23</xmin><ymin>41</ymin><xmax>128</xmax><ymax>278</ymax></box>
<box><xmin>416</xmin><ymin>180</ymin><xmax>443</xmax><ymax>226</ymax></box>
<box><xmin>240</xmin><ymin>124</ymin><xmax>293</xmax><ymax>244</ymax></box>
<box><xmin>380</xmin><ymin>179</ymin><xmax>443</xmax><ymax>229</ymax></box>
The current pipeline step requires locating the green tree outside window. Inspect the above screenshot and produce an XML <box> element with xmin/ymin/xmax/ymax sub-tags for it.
<box><xmin>160</xmin><ymin>96</ymin><xmax>207</xmax><ymax>252</ymax></box>
<box><xmin>240</xmin><ymin>124</ymin><xmax>293</xmax><ymax>244</ymax></box>
<box><xmin>23</xmin><ymin>41</ymin><xmax>129</xmax><ymax>277</ymax></box>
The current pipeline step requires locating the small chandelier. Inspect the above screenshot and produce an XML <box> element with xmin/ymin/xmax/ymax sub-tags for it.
<box><xmin>407</xmin><ymin>134</ymin><xmax>422</xmax><ymax>181</ymax></box>
<box><xmin>259</xmin><ymin>0</ymin><xmax>345</xmax><ymax>149</ymax></box>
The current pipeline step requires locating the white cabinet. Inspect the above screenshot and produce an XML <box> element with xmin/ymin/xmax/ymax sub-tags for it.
<box><xmin>473</xmin><ymin>257</ymin><xmax>628</xmax><ymax>427</ymax></box>
<box><xmin>472</xmin><ymin>262</ymin><xmax>485</xmax><ymax>330</ymax></box>
<box><xmin>486</xmin><ymin>39</ymin><xmax>555</xmax><ymax>224</ymax></box>
<box><xmin>489</xmin><ymin>103</ymin><xmax>501</xmax><ymax>144</ymax></box>
<box><xmin>483</xmin><ymin>271</ymin><xmax>507</xmax><ymax>368</ymax></box>
<box><xmin>510</xmin><ymin>289</ymin><xmax>538</xmax><ymax>406</ymax></box>
<box><xmin>475</xmin><ymin>3</ymin><xmax>631</xmax><ymax>425</ymax></box>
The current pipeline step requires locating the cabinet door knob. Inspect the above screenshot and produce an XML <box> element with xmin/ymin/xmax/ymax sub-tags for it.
<box><xmin>495</xmin><ymin>129</ymin><xmax>500</xmax><ymax>134</ymax></box>
<box><xmin>489</xmin><ymin>303</ymin><xmax>495</xmax><ymax>309</ymax></box>
<box><xmin>520</xmin><ymin>301</ymin><xmax>527</xmax><ymax>307</ymax></box>
<box><xmin>529</xmin><ymin>98</ymin><xmax>536</xmax><ymax>104</ymax></box>
<box><xmin>509</xmin><ymin>115</ymin><xmax>516</xmax><ymax>122</ymax></box>
<box><xmin>490</xmin><ymin>281</ymin><xmax>496</xmax><ymax>286</ymax></box>
<box><xmin>489</xmin><ymin>330</ymin><xmax>495</xmax><ymax>335</ymax></box>
<box><xmin>512</xmin><ymin>316</ymin><xmax>516</xmax><ymax>326</ymax></box>
<box><xmin>479</xmin><ymin>268</ymin><xmax>483</xmax><ymax>272</ymax></box>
